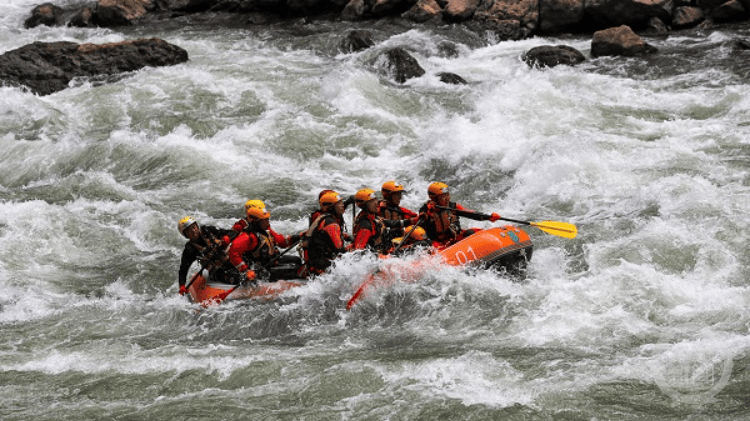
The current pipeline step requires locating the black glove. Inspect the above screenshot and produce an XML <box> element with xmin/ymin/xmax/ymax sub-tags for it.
<box><xmin>343</xmin><ymin>195</ymin><xmax>356</xmax><ymax>208</ymax></box>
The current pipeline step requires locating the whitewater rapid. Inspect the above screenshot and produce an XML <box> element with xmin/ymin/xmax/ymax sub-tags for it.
<box><xmin>1</xmin><ymin>0</ymin><xmax>749</xmax><ymax>419</ymax></box>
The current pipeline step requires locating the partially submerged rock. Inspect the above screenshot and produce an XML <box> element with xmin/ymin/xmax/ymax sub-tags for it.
<box><xmin>340</xmin><ymin>30</ymin><xmax>375</xmax><ymax>53</ymax></box>
<box><xmin>0</xmin><ymin>38</ymin><xmax>189</xmax><ymax>95</ymax></box>
<box><xmin>372</xmin><ymin>47</ymin><xmax>425</xmax><ymax>83</ymax></box>
<box><xmin>522</xmin><ymin>45</ymin><xmax>586</xmax><ymax>68</ymax></box>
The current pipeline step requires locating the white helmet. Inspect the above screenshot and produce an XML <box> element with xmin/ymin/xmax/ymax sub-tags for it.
<box><xmin>178</xmin><ymin>216</ymin><xmax>197</xmax><ymax>237</ymax></box>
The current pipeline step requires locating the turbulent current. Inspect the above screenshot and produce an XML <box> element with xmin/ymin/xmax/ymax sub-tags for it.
<box><xmin>2</xmin><ymin>0</ymin><xmax>750</xmax><ymax>419</ymax></box>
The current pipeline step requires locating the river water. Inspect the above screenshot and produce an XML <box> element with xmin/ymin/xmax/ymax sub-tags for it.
<box><xmin>2</xmin><ymin>0</ymin><xmax>750</xmax><ymax>419</ymax></box>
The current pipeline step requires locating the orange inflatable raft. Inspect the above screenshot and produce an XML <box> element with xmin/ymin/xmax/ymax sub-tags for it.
<box><xmin>346</xmin><ymin>226</ymin><xmax>533</xmax><ymax>309</ymax></box>
<box><xmin>188</xmin><ymin>272</ymin><xmax>305</xmax><ymax>307</ymax></box>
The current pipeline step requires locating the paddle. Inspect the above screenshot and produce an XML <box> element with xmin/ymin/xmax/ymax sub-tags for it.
<box><xmin>435</xmin><ymin>205</ymin><xmax>577</xmax><ymax>239</ymax></box>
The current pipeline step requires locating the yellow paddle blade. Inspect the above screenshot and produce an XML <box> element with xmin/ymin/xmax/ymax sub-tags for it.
<box><xmin>530</xmin><ymin>221</ymin><xmax>578</xmax><ymax>239</ymax></box>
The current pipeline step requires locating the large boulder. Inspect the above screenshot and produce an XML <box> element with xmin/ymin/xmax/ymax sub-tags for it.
<box><xmin>372</xmin><ymin>47</ymin><xmax>425</xmax><ymax>83</ymax></box>
<box><xmin>96</xmin><ymin>0</ymin><xmax>154</xmax><ymax>26</ymax></box>
<box><xmin>539</xmin><ymin>0</ymin><xmax>585</xmax><ymax>33</ymax></box>
<box><xmin>443</xmin><ymin>0</ymin><xmax>481</xmax><ymax>20</ymax></box>
<box><xmin>585</xmin><ymin>0</ymin><xmax>673</xmax><ymax>29</ymax></box>
<box><xmin>0</xmin><ymin>39</ymin><xmax>189</xmax><ymax>95</ymax></box>
<box><xmin>712</xmin><ymin>0</ymin><xmax>748</xmax><ymax>23</ymax></box>
<box><xmin>24</xmin><ymin>3</ymin><xmax>64</xmax><ymax>28</ymax></box>
<box><xmin>402</xmin><ymin>0</ymin><xmax>442</xmax><ymax>22</ymax></box>
<box><xmin>341</xmin><ymin>0</ymin><xmax>367</xmax><ymax>20</ymax></box>
<box><xmin>591</xmin><ymin>25</ymin><xmax>658</xmax><ymax>57</ymax></box>
<box><xmin>522</xmin><ymin>45</ymin><xmax>586</xmax><ymax>67</ymax></box>
<box><xmin>671</xmin><ymin>6</ymin><xmax>704</xmax><ymax>28</ymax></box>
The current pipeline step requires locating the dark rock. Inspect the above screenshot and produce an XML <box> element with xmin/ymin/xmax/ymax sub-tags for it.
<box><xmin>522</xmin><ymin>45</ymin><xmax>586</xmax><ymax>68</ymax></box>
<box><xmin>96</xmin><ymin>0</ymin><xmax>154</xmax><ymax>27</ymax></box>
<box><xmin>341</xmin><ymin>0</ymin><xmax>367</xmax><ymax>20</ymax></box>
<box><xmin>340</xmin><ymin>30</ymin><xmax>375</xmax><ymax>53</ymax></box>
<box><xmin>712</xmin><ymin>0</ymin><xmax>747</xmax><ymax>23</ymax></box>
<box><xmin>24</xmin><ymin>3</ymin><xmax>64</xmax><ymax>28</ymax></box>
<box><xmin>539</xmin><ymin>0</ymin><xmax>585</xmax><ymax>33</ymax></box>
<box><xmin>735</xmin><ymin>38</ymin><xmax>750</xmax><ymax>50</ymax></box>
<box><xmin>437</xmin><ymin>41</ymin><xmax>460</xmax><ymax>58</ymax></box>
<box><xmin>372</xmin><ymin>47</ymin><xmax>425</xmax><ymax>83</ymax></box>
<box><xmin>646</xmin><ymin>16</ymin><xmax>670</xmax><ymax>33</ymax></box>
<box><xmin>0</xmin><ymin>39</ymin><xmax>189</xmax><ymax>95</ymax></box>
<box><xmin>591</xmin><ymin>25</ymin><xmax>658</xmax><ymax>57</ymax></box>
<box><xmin>466</xmin><ymin>17</ymin><xmax>530</xmax><ymax>41</ymax></box>
<box><xmin>438</xmin><ymin>72</ymin><xmax>467</xmax><ymax>84</ymax></box>
<box><xmin>672</xmin><ymin>6</ymin><xmax>704</xmax><ymax>28</ymax></box>
<box><xmin>69</xmin><ymin>7</ymin><xmax>98</xmax><ymax>27</ymax></box>
<box><xmin>696</xmin><ymin>0</ymin><xmax>727</xmax><ymax>8</ymax></box>
<box><xmin>585</xmin><ymin>0</ymin><xmax>673</xmax><ymax>29</ymax></box>
<box><xmin>160</xmin><ymin>0</ymin><xmax>216</xmax><ymax>12</ymax></box>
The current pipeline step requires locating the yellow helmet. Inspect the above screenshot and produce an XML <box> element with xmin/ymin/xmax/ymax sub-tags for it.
<box><xmin>355</xmin><ymin>188</ymin><xmax>376</xmax><ymax>207</ymax></box>
<box><xmin>428</xmin><ymin>182</ymin><xmax>449</xmax><ymax>199</ymax></box>
<box><xmin>381</xmin><ymin>180</ymin><xmax>405</xmax><ymax>196</ymax></box>
<box><xmin>406</xmin><ymin>226</ymin><xmax>427</xmax><ymax>241</ymax></box>
<box><xmin>319</xmin><ymin>191</ymin><xmax>342</xmax><ymax>207</ymax></box>
<box><xmin>178</xmin><ymin>216</ymin><xmax>197</xmax><ymax>236</ymax></box>
<box><xmin>244</xmin><ymin>199</ymin><xmax>270</xmax><ymax>220</ymax></box>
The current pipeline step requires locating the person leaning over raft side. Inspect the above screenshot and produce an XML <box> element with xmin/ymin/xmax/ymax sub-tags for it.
<box><xmin>176</xmin><ymin>216</ymin><xmax>256</xmax><ymax>295</ymax></box>
<box><xmin>351</xmin><ymin>188</ymin><xmax>418</xmax><ymax>254</ymax></box>
<box><xmin>418</xmin><ymin>182</ymin><xmax>501</xmax><ymax>249</ymax></box>
<box><xmin>300</xmin><ymin>191</ymin><xmax>349</xmax><ymax>277</ymax></box>
<box><xmin>379</xmin><ymin>180</ymin><xmax>418</xmax><ymax>235</ymax></box>
<box><xmin>231</xmin><ymin>200</ymin><xmax>303</xmax><ymax>281</ymax></box>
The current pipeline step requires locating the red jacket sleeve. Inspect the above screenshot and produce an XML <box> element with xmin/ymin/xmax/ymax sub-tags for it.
<box><xmin>401</xmin><ymin>207</ymin><xmax>418</xmax><ymax>218</ymax></box>
<box><xmin>227</xmin><ymin>232</ymin><xmax>251</xmax><ymax>270</ymax></box>
<box><xmin>269</xmin><ymin>228</ymin><xmax>291</xmax><ymax>248</ymax></box>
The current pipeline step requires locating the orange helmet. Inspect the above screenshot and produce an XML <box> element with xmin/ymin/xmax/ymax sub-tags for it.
<box><xmin>244</xmin><ymin>199</ymin><xmax>270</xmax><ymax>220</ymax></box>
<box><xmin>428</xmin><ymin>182</ymin><xmax>449</xmax><ymax>199</ymax></box>
<box><xmin>355</xmin><ymin>188</ymin><xmax>376</xmax><ymax>207</ymax></box>
<box><xmin>406</xmin><ymin>226</ymin><xmax>427</xmax><ymax>241</ymax></box>
<box><xmin>382</xmin><ymin>180</ymin><xmax>405</xmax><ymax>197</ymax></box>
<box><xmin>318</xmin><ymin>189</ymin><xmax>335</xmax><ymax>199</ymax></box>
<box><xmin>319</xmin><ymin>191</ymin><xmax>342</xmax><ymax>208</ymax></box>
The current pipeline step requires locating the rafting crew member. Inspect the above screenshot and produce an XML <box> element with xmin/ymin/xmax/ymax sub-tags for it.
<box><xmin>299</xmin><ymin>191</ymin><xmax>349</xmax><ymax>277</ymax></box>
<box><xmin>351</xmin><ymin>188</ymin><xmax>417</xmax><ymax>254</ymax></box>
<box><xmin>418</xmin><ymin>182</ymin><xmax>501</xmax><ymax>248</ymax></box>
<box><xmin>387</xmin><ymin>225</ymin><xmax>432</xmax><ymax>255</ymax></box>
<box><xmin>231</xmin><ymin>200</ymin><xmax>303</xmax><ymax>281</ymax></box>
<box><xmin>379</xmin><ymin>180</ymin><xmax>418</xmax><ymax>238</ymax></box>
<box><xmin>177</xmin><ymin>216</ymin><xmax>256</xmax><ymax>295</ymax></box>
<box><xmin>309</xmin><ymin>189</ymin><xmax>355</xmax><ymax>227</ymax></box>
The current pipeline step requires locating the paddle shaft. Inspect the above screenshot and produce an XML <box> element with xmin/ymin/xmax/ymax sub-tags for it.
<box><xmin>263</xmin><ymin>238</ymin><xmax>300</xmax><ymax>269</ymax></box>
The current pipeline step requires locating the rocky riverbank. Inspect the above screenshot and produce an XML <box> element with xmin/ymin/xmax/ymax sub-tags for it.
<box><xmin>22</xmin><ymin>0</ymin><xmax>750</xmax><ymax>38</ymax></box>
<box><xmin>3</xmin><ymin>0</ymin><xmax>750</xmax><ymax>94</ymax></box>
